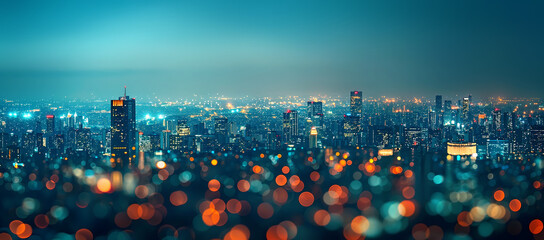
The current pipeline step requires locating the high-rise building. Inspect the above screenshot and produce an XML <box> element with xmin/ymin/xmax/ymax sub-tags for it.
<box><xmin>435</xmin><ymin>95</ymin><xmax>442</xmax><ymax>112</ymax></box>
<box><xmin>350</xmin><ymin>91</ymin><xmax>363</xmax><ymax>117</ymax></box>
<box><xmin>282</xmin><ymin>110</ymin><xmax>298</xmax><ymax>144</ymax></box>
<box><xmin>75</xmin><ymin>127</ymin><xmax>92</xmax><ymax>154</ymax></box>
<box><xmin>176</xmin><ymin>119</ymin><xmax>190</xmax><ymax>136</ymax></box>
<box><xmin>462</xmin><ymin>97</ymin><xmax>470</xmax><ymax>122</ymax></box>
<box><xmin>530</xmin><ymin>126</ymin><xmax>544</xmax><ymax>153</ymax></box>
<box><xmin>343</xmin><ymin>115</ymin><xmax>360</xmax><ymax>147</ymax></box>
<box><xmin>214</xmin><ymin>117</ymin><xmax>228</xmax><ymax>145</ymax></box>
<box><xmin>309</xmin><ymin>127</ymin><xmax>318</xmax><ymax>148</ymax></box>
<box><xmin>110</xmin><ymin>87</ymin><xmax>137</xmax><ymax>169</ymax></box>
<box><xmin>307</xmin><ymin>101</ymin><xmax>324</xmax><ymax>128</ymax></box>
<box><xmin>46</xmin><ymin>115</ymin><xmax>55</xmax><ymax>134</ymax></box>
<box><xmin>487</xmin><ymin>139</ymin><xmax>510</xmax><ymax>158</ymax></box>
<box><xmin>307</xmin><ymin>101</ymin><xmax>323</xmax><ymax>117</ymax></box>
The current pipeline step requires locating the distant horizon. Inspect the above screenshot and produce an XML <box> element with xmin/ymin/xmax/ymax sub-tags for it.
<box><xmin>2</xmin><ymin>0</ymin><xmax>544</xmax><ymax>100</ymax></box>
<box><xmin>0</xmin><ymin>88</ymin><xmax>540</xmax><ymax>103</ymax></box>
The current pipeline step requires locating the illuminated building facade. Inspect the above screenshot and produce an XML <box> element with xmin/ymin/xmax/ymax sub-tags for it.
<box><xmin>487</xmin><ymin>139</ymin><xmax>510</xmax><ymax>158</ymax></box>
<box><xmin>447</xmin><ymin>142</ymin><xmax>477</xmax><ymax>156</ymax></box>
<box><xmin>46</xmin><ymin>115</ymin><xmax>55</xmax><ymax>134</ymax></box>
<box><xmin>530</xmin><ymin>126</ymin><xmax>544</xmax><ymax>153</ymax></box>
<box><xmin>176</xmin><ymin>119</ymin><xmax>190</xmax><ymax>136</ymax></box>
<box><xmin>110</xmin><ymin>89</ymin><xmax>136</xmax><ymax>169</ymax></box>
<box><xmin>343</xmin><ymin>114</ymin><xmax>360</xmax><ymax>147</ymax></box>
<box><xmin>307</xmin><ymin>101</ymin><xmax>323</xmax><ymax>117</ymax></box>
<box><xmin>309</xmin><ymin>126</ymin><xmax>318</xmax><ymax>148</ymax></box>
<box><xmin>462</xmin><ymin>97</ymin><xmax>470</xmax><ymax>122</ymax></box>
<box><xmin>214</xmin><ymin>117</ymin><xmax>229</xmax><ymax>145</ymax></box>
<box><xmin>282</xmin><ymin>110</ymin><xmax>298</xmax><ymax>144</ymax></box>
<box><xmin>350</xmin><ymin>91</ymin><xmax>362</xmax><ymax>117</ymax></box>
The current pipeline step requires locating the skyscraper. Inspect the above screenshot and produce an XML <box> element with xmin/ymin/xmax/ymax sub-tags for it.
<box><xmin>283</xmin><ymin>110</ymin><xmax>298</xmax><ymax>144</ymax></box>
<box><xmin>350</xmin><ymin>91</ymin><xmax>362</xmax><ymax>117</ymax></box>
<box><xmin>462</xmin><ymin>97</ymin><xmax>470</xmax><ymax>122</ymax></box>
<box><xmin>214</xmin><ymin>117</ymin><xmax>228</xmax><ymax>146</ymax></box>
<box><xmin>435</xmin><ymin>95</ymin><xmax>442</xmax><ymax>112</ymax></box>
<box><xmin>343</xmin><ymin>114</ymin><xmax>360</xmax><ymax>147</ymax></box>
<box><xmin>307</xmin><ymin>101</ymin><xmax>323</xmax><ymax>118</ymax></box>
<box><xmin>307</xmin><ymin>101</ymin><xmax>324</xmax><ymax>128</ymax></box>
<box><xmin>309</xmin><ymin>126</ymin><xmax>318</xmax><ymax>148</ymax></box>
<box><xmin>46</xmin><ymin>115</ymin><xmax>55</xmax><ymax>135</ymax></box>
<box><xmin>110</xmin><ymin>87</ymin><xmax>136</xmax><ymax>169</ymax></box>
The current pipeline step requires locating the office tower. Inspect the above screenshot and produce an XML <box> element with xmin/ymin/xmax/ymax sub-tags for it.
<box><xmin>67</xmin><ymin>113</ymin><xmax>75</xmax><ymax>129</ymax></box>
<box><xmin>307</xmin><ymin>101</ymin><xmax>323</xmax><ymax>117</ymax></box>
<box><xmin>21</xmin><ymin>130</ymin><xmax>35</xmax><ymax>161</ymax></box>
<box><xmin>176</xmin><ymin>119</ymin><xmax>190</xmax><ymax>136</ymax></box>
<box><xmin>192</xmin><ymin>122</ymin><xmax>206</xmax><ymax>135</ymax></box>
<box><xmin>110</xmin><ymin>87</ymin><xmax>137</xmax><ymax>169</ymax></box>
<box><xmin>307</xmin><ymin>101</ymin><xmax>324</xmax><ymax>128</ymax></box>
<box><xmin>46</xmin><ymin>115</ymin><xmax>55</xmax><ymax>134</ymax></box>
<box><xmin>487</xmin><ymin>139</ymin><xmax>510</xmax><ymax>158</ymax></box>
<box><xmin>75</xmin><ymin>127</ymin><xmax>92</xmax><ymax>154</ymax></box>
<box><xmin>462</xmin><ymin>97</ymin><xmax>470</xmax><ymax>122</ymax></box>
<box><xmin>492</xmin><ymin>108</ymin><xmax>502</xmax><ymax>136</ymax></box>
<box><xmin>350</xmin><ymin>91</ymin><xmax>363</xmax><ymax>117</ymax></box>
<box><xmin>169</xmin><ymin>134</ymin><xmax>184</xmax><ymax>151</ymax></box>
<box><xmin>435</xmin><ymin>95</ymin><xmax>442</xmax><ymax>112</ymax></box>
<box><xmin>403</xmin><ymin>127</ymin><xmax>422</xmax><ymax>148</ymax></box>
<box><xmin>530</xmin><ymin>126</ymin><xmax>544</xmax><ymax>153</ymax></box>
<box><xmin>139</xmin><ymin>133</ymin><xmax>152</xmax><ymax>153</ymax></box>
<box><xmin>161</xmin><ymin>130</ymin><xmax>171</xmax><ymax>150</ymax></box>
<box><xmin>343</xmin><ymin>115</ymin><xmax>360</xmax><ymax>147</ymax></box>
<box><xmin>282</xmin><ymin>110</ymin><xmax>298</xmax><ymax>144</ymax></box>
<box><xmin>214</xmin><ymin>117</ymin><xmax>228</xmax><ymax>146</ymax></box>
<box><xmin>309</xmin><ymin>127</ymin><xmax>318</xmax><ymax>148</ymax></box>
<box><xmin>139</xmin><ymin>133</ymin><xmax>161</xmax><ymax>153</ymax></box>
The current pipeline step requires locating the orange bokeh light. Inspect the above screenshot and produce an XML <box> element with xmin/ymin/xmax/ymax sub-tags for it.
<box><xmin>298</xmin><ymin>192</ymin><xmax>314</xmax><ymax>207</ymax></box>
<box><xmin>530</xmin><ymin>219</ymin><xmax>544</xmax><ymax>235</ymax></box>
<box><xmin>494</xmin><ymin>190</ymin><xmax>505</xmax><ymax>202</ymax></box>
<box><xmin>208</xmin><ymin>179</ymin><xmax>221</xmax><ymax>192</ymax></box>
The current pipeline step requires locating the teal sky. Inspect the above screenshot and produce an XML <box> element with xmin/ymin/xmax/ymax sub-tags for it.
<box><xmin>1</xmin><ymin>0</ymin><xmax>543</xmax><ymax>99</ymax></box>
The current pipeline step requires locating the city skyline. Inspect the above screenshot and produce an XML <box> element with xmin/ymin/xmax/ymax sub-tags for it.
<box><xmin>2</xmin><ymin>1</ymin><xmax>544</xmax><ymax>239</ymax></box>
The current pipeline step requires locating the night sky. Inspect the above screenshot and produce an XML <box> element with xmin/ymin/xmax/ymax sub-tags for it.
<box><xmin>1</xmin><ymin>0</ymin><xmax>543</xmax><ymax>99</ymax></box>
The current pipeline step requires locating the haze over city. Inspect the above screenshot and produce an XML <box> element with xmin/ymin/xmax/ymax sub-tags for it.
<box><xmin>1</xmin><ymin>0</ymin><xmax>544</xmax><ymax>99</ymax></box>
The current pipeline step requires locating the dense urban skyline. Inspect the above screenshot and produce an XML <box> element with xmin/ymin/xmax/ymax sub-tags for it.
<box><xmin>1</xmin><ymin>0</ymin><xmax>544</xmax><ymax>99</ymax></box>
<box><xmin>2</xmin><ymin>1</ymin><xmax>544</xmax><ymax>239</ymax></box>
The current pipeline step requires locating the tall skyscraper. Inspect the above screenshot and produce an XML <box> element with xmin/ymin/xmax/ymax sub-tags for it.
<box><xmin>462</xmin><ymin>97</ymin><xmax>470</xmax><ymax>122</ymax></box>
<box><xmin>307</xmin><ymin>101</ymin><xmax>324</xmax><ymax>128</ymax></box>
<box><xmin>307</xmin><ymin>101</ymin><xmax>323</xmax><ymax>117</ymax></box>
<box><xmin>309</xmin><ymin>127</ymin><xmax>318</xmax><ymax>148</ymax></box>
<box><xmin>46</xmin><ymin>115</ymin><xmax>55</xmax><ymax>135</ymax></box>
<box><xmin>435</xmin><ymin>95</ymin><xmax>442</xmax><ymax>112</ymax></box>
<box><xmin>350</xmin><ymin>91</ymin><xmax>363</xmax><ymax>117</ymax></box>
<box><xmin>530</xmin><ymin>126</ymin><xmax>544</xmax><ymax>153</ymax></box>
<box><xmin>343</xmin><ymin>114</ymin><xmax>360</xmax><ymax>147</ymax></box>
<box><xmin>282</xmin><ymin>110</ymin><xmax>298</xmax><ymax>144</ymax></box>
<box><xmin>214</xmin><ymin>117</ymin><xmax>228</xmax><ymax>145</ymax></box>
<box><xmin>110</xmin><ymin>87</ymin><xmax>136</xmax><ymax>169</ymax></box>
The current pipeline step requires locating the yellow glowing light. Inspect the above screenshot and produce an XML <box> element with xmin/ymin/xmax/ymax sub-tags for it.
<box><xmin>447</xmin><ymin>142</ymin><xmax>477</xmax><ymax>156</ymax></box>
<box><xmin>97</xmin><ymin>178</ymin><xmax>112</xmax><ymax>193</ymax></box>
<box><xmin>156</xmin><ymin>161</ymin><xmax>166</xmax><ymax>169</ymax></box>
